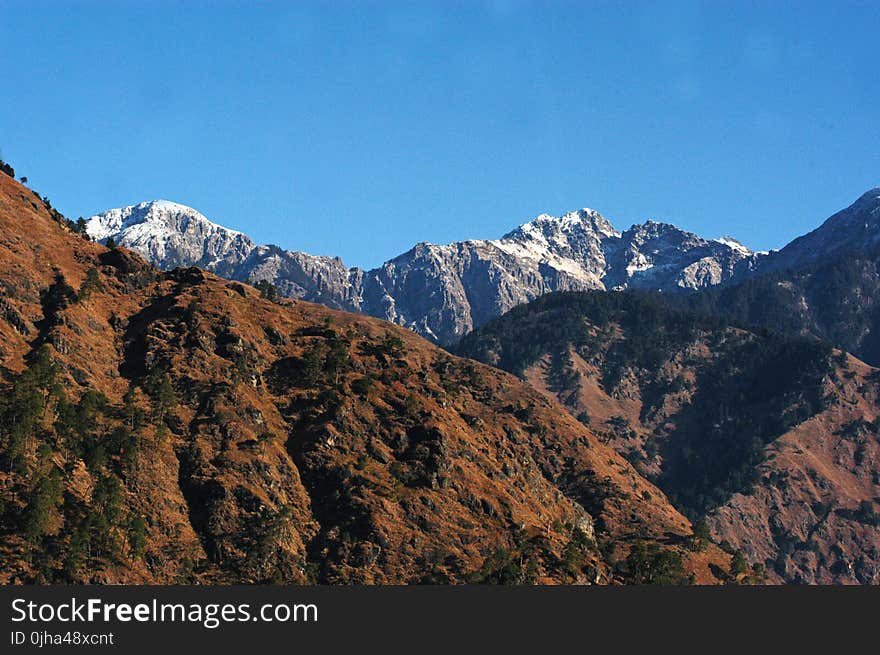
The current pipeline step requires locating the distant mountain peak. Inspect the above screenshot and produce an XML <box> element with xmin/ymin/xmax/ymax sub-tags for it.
<box><xmin>88</xmin><ymin>199</ymin><xmax>243</xmax><ymax>238</ymax></box>
<box><xmin>86</xmin><ymin>200</ymin><xmax>254</xmax><ymax>273</ymax></box>
<box><xmin>503</xmin><ymin>207</ymin><xmax>620</xmax><ymax>242</ymax></box>
<box><xmin>857</xmin><ymin>186</ymin><xmax>880</xmax><ymax>201</ymax></box>
<box><xmin>714</xmin><ymin>236</ymin><xmax>752</xmax><ymax>255</ymax></box>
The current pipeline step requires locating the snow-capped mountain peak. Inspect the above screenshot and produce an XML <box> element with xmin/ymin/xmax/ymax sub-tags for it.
<box><xmin>503</xmin><ymin>207</ymin><xmax>621</xmax><ymax>243</ymax></box>
<box><xmin>86</xmin><ymin>200</ymin><xmax>254</xmax><ymax>274</ymax></box>
<box><xmin>87</xmin><ymin>199</ymin><xmax>243</xmax><ymax>239</ymax></box>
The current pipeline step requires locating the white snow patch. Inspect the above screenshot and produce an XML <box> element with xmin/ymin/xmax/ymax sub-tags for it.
<box><xmin>713</xmin><ymin>236</ymin><xmax>752</xmax><ymax>255</ymax></box>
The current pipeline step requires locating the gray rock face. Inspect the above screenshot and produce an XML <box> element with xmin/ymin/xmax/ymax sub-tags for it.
<box><xmin>605</xmin><ymin>221</ymin><xmax>761</xmax><ymax>291</ymax></box>
<box><xmin>86</xmin><ymin>201</ymin><xmax>365</xmax><ymax>313</ymax></box>
<box><xmin>85</xmin><ymin>200</ymin><xmax>256</xmax><ymax>277</ymax></box>
<box><xmin>87</xmin><ymin>202</ymin><xmax>759</xmax><ymax>343</ymax></box>
<box><xmin>240</xmin><ymin>244</ymin><xmax>364</xmax><ymax>313</ymax></box>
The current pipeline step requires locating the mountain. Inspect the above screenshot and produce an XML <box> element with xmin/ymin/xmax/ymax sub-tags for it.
<box><xmin>84</xmin><ymin>200</ymin><xmax>255</xmax><ymax>276</ymax></box>
<box><xmin>456</xmin><ymin>291</ymin><xmax>880</xmax><ymax>584</ymax></box>
<box><xmin>87</xmin><ymin>202</ymin><xmax>759</xmax><ymax>344</ymax></box>
<box><xmin>760</xmin><ymin>187</ymin><xmax>880</xmax><ymax>274</ymax></box>
<box><xmin>0</xmin><ymin>169</ymin><xmax>730</xmax><ymax>584</ymax></box>
<box><xmin>673</xmin><ymin>188</ymin><xmax>880</xmax><ymax>366</ymax></box>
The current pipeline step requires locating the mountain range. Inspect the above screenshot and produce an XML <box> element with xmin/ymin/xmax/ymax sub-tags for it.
<box><xmin>86</xmin><ymin>201</ymin><xmax>762</xmax><ymax>344</ymax></box>
<box><xmin>2</xmin><ymin>158</ymin><xmax>880</xmax><ymax>584</ymax></box>
<box><xmin>87</xmin><ymin>188</ymin><xmax>880</xmax><ymax>369</ymax></box>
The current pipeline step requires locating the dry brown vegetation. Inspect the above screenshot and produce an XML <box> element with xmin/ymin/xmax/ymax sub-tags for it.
<box><xmin>0</xmin><ymin>172</ymin><xmax>728</xmax><ymax>584</ymax></box>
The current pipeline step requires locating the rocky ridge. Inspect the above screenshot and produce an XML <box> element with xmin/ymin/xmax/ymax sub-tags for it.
<box><xmin>87</xmin><ymin>203</ymin><xmax>760</xmax><ymax>344</ymax></box>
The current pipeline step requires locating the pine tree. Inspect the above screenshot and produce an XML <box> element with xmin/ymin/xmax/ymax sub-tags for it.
<box><xmin>63</xmin><ymin>523</ymin><xmax>90</xmax><ymax>581</ymax></box>
<box><xmin>145</xmin><ymin>371</ymin><xmax>176</xmax><ymax>421</ymax></box>
<box><xmin>302</xmin><ymin>343</ymin><xmax>325</xmax><ymax>387</ymax></box>
<box><xmin>23</xmin><ymin>468</ymin><xmax>63</xmax><ymax>544</ymax></box>
<box><xmin>257</xmin><ymin>280</ymin><xmax>278</xmax><ymax>302</ymax></box>
<box><xmin>691</xmin><ymin>518</ymin><xmax>711</xmax><ymax>551</ymax></box>
<box><xmin>127</xmin><ymin>515</ymin><xmax>147</xmax><ymax>560</ymax></box>
<box><xmin>0</xmin><ymin>346</ymin><xmax>58</xmax><ymax>468</ymax></box>
<box><xmin>78</xmin><ymin>267</ymin><xmax>103</xmax><ymax>300</ymax></box>
<box><xmin>123</xmin><ymin>386</ymin><xmax>145</xmax><ymax>431</ymax></box>
<box><xmin>730</xmin><ymin>551</ymin><xmax>749</xmax><ymax>578</ymax></box>
<box><xmin>326</xmin><ymin>338</ymin><xmax>351</xmax><ymax>385</ymax></box>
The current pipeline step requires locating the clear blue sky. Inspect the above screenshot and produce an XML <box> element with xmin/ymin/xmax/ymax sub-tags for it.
<box><xmin>1</xmin><ymin>1</ymin><xmax>878</xmax><ymax>268</ymax></box>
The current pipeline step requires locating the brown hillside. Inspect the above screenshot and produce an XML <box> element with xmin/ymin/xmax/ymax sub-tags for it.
<box><xmin>456</xmin><ymin>291</ymin><xmax>880</xmax><ymax>584</ymax></box>
<box><xmin>0</xmin><ymin>172</ymin><xmax>727</xmax><ymax>584</ymax></box>
<box><xmin>524</xmin><ymin>347</ymin><xmax>880</xmax><ymax>583</ymax></box>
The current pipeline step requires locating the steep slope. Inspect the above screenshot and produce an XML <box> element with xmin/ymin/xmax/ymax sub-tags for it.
<box><xmin>662</xmin><ymin>187</ymin><xmax>880</xmax><ymax>367</ymax></box>
<box><xmin>456</xmin><ymin>291</ymin><xmax>880</xmax><ymax>584</ymax></box>
<box><xmin>87</xmin><ymin>202</ymin><xmax>757</xmax><ymax>344</ymax></box>
<box><xmin>0</xmin><ymin>171</ymin><xmax>727</xmax><ymax>585</ymax></box>
<box><xmin>759</xmin><ymin>187</ymin><xmax>880</xmax><ymax>274</ymax></box>
<box><xmin>680</xmin><ymin>259</ymin><xmax>880</xmax><ymax>373</ymax></box>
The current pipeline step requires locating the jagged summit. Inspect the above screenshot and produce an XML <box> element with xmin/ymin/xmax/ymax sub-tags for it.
<box><xmin>502</xmin><ymin>208</ymin><xmax>621</xmax><ymax>242</ymax></box>
<box><xmin>714</xmin><ymin>236</ymin><xmax>751</xmax><ymax>255</ymax></box>
<box><xmin>88</xmin><ymin>200</ymin><xmax>242</xmax><ymax>239</ymax></box>
<box><xmin>87</xmin><ymin>198</ymin><xmax>761</xmax><ymax>343</ymax></box>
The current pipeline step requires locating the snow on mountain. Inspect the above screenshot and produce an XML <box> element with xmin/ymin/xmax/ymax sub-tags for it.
<box><xmin>602</xmin><ymin>220</ymin><xmax>761</xmax><ymax>291</ymax></box>
<box><xmin>714</xmin><ymin>236</ymin><xmax>752</xmax><ymax>255</ymax></box>
<box><xmin>86</xmin><ymin>201</ymin><xmax>365</xmax><ymax>312</ymax></box>
<box><xmin>87</xmin><ymin>200</ymin><xmax>760</xmax><ymax>343</ymax></box>
<box><xmin>86</xmin><ymin>200</ymin><xmax>254</xmax><ymax>276</ymax></box>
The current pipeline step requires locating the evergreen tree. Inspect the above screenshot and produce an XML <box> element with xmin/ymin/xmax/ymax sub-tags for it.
<box><xmin>23</xmin><ymin>468</ymin><xmax>63</xmax><ymax>544</ymax></box>
<box><xmin>256</xmin><ymin>279</ymin><xmax>278</xmax><ymax>302</ymax></box>
<box><xmin>0</xmin><ymin>346</ymin><xmax>58</xmax><ymax>468</ymax></box>
<box><xmin>301</xmin><ymin>342</ymin><xmax>325</xmax><ymax>387</ymax></box>
<box><xmin>326</xmin><ymin>338</ymin><xmax>352</xmax><ymax>385</ymax></box>
<box><xmin>622</xmin><ymin>541</ymin><xmax>688</xmax><ymax>585</ymax></box>
<box><xmin>691</xmin><ymin>518</ymin><xmax>712</xmax><ymax>551</ymax></box>
<box><xmin>127</xmin><ymin>515</ymin><xmax>147</xmax><ymax>560</ymax></box>
<box><xmin>145</xmin><ymin>371</ymin><xmax>176</xmax><ymax>422</ymax></box>
<box><xmin>123</xmin><ymin>386</ymin><xmax>145</xmax><ymax>431</ymax></box>
<box><xmin>78</xmin><ymin>267</ymin><xmax>103</xmax><ymax>300</ymax></box>
<box><xmin>63</xmin><ymin>523</ymin><xmax>90</xmax><ymax>581</ymax></box>
<box><xmin>93</xmin><ymin>474</ymin><xmax>123</xmax><ymax>525</ymax></box>
<box><xmin>730</xmin><ymin>551</ymin><xmax>749</xmax><ymax>578</ymax></box>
